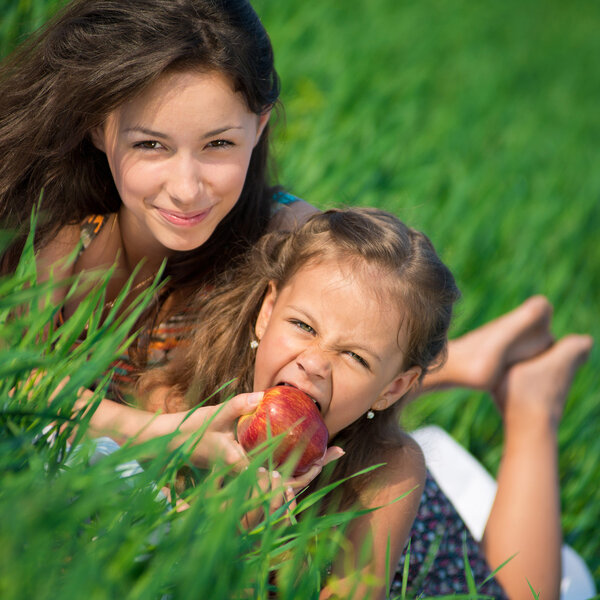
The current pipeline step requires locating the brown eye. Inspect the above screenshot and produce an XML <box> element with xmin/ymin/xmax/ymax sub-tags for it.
<box><xmin>134</xmin><ymin>140</ymin><xmax>163</xmax><ymax>150</ymax></box>
<box><xmin>207</xmin><ymin>139</ymin><xmax>233</xmax><ymax>148</ymax></box>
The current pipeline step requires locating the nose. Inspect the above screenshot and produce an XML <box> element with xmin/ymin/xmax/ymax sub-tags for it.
<box><xmin>167</xmin><ymin>154</ymin><xmax>202</xmax><ymax>205</ymax></box>
<box><xmin>296</xmin><ymin>344</ymin><xmax>331</xmax><ymax>380</ymax></box>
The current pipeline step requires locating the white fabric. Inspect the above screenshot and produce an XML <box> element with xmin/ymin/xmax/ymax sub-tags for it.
<box><xmin>411</xmin><ymin>425</ymin><xmax>597</xmax><ymax>600</ymax></box>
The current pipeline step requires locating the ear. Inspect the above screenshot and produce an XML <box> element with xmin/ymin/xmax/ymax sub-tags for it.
<box><xmin>89</xmin><ymin>124</ymin><xmax>107</xmax><ymax>153</ymax></box>
<box><xmin>253</xmin><ymin>109</ymin><xmax>271</xmax><ymax>147</ymax></box>
<box><xmin>371</xmin><ymin>366</ymin><xmax>422</xmax><ymax>412</ymax></box>
<box><xmin>254</xmin><ymin>280</ymin><xmax>278</xmax><ymax>340</ymax></box>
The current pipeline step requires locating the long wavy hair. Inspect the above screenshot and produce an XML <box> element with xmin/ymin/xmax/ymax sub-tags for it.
<box><xmin>0</xmin><ymin>0</ymin><xmax>280</xmax><ymax>287</ymax></box>
<box><xmin>138</xmin><ymin>208</ymin><xmax>461</xmax><ymax>509</ymax></box>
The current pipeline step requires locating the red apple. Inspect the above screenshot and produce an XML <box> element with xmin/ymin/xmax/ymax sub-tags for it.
<box><xmin>237</xmin><ymin>385</ymin><xmax>329</xmax><ymax>476</ymax></box>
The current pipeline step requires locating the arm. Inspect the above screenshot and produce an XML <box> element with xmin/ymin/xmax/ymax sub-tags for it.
<box><xmin>76</xmin><ymin>391</ymin><xmax>264</xmax><ymax>469</ymax></box>
<box><xmin>321</xmin><ymin>434</ymin><xmax>426</xmax><ymax>600</ymax></box>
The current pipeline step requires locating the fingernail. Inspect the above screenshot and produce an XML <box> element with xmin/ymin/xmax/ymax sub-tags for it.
<box><xmin>247</xmin><ymin>392</ymin><xmax>263</xmax><ymax>407</ymax></box>
<box><xmin>272</xmin><ymin>470</ymin><xmax>281</xmax><ymax>479</ymax></box>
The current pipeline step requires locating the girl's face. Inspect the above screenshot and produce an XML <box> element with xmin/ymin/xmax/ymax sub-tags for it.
<box><xmin>92</xmin><ymin>70</ymin><xmax>270</xmax><ymax>255</ymax></box>
<box><xmin>253</xmin><ymin>259</ymin><xmax>421</xmax><ymax>438</ymax></box>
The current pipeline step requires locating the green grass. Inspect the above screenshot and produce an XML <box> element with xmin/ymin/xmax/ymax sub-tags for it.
<box><xmin>1</xmin><ymin>0</ymin><xmax>599</xmax><ymax>592</ymax></box>
<box><xmin>0</xmin><ymin>216</ymin><xmax>363</xmax><ymax>599</ymax></box>
<box><xmin>254</xmin><ymin>0</ymin><xmax>600</xmax><ymax>586</ymax></box>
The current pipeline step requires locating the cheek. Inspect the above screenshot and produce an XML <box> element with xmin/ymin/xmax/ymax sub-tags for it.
<box><xmin>325</xmin><ymin>378</ymin><xmax>376</xmax><ymax>437</ymax></box>
<box><xmin>253</xmin><ymin>344</ymin><xmax>278</xmax><ymax>392</ymax></box>
<box><xmin>209</xmin><ymin>160</ymin><xmax>251</xmax><ymax>197</ymax></box>
<box><xmin>110</xmin><ymin>154</ymin><xmax>162</xmax><ymax>201</ymax></box>
<box><xmin>253</xmin><ymin>330</ymin><xmax>297</xmax><ymax>390</ymax></box>
<box><xmin>325</xmin><ymin>405</ymin><xmax>364</xmax><ymax>438</ymax></box>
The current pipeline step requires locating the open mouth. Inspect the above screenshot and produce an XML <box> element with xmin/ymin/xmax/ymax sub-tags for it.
<box><xmin>276</xmin><ymin>382</ymin><xmax>322</xmax><ymax>413</ymax></box>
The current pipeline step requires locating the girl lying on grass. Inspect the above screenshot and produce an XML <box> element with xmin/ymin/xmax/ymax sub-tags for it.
<box><xmin>135</xmin><ymin>207</ymin><xmax>465</xmax><ymax>596</ymax></box>
<box><xmin>138</xmin><ymin>207</ymin><xmax>592</xmax><ymax>599</ymax></box>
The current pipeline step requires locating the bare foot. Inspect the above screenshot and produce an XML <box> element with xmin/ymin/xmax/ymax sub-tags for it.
<box><xmin>493</xmin><ymin>334</ymin><xmax>593</xmax><ymax>430</ymax></box>
<box><xmin>435</xmin><ymin>296</ymin><xmax>555</xmax><ymax>392</ymax></box>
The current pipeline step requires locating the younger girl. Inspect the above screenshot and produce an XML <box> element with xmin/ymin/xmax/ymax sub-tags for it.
<box><xmin>138</xmin><ymin>208</ymin><xmax>593</xmax><ymax>599</ymax></box>
<box><xmin>138</xmin><ymin>207</ymin><xmax>468</xmax><ymax>598</ymax></box>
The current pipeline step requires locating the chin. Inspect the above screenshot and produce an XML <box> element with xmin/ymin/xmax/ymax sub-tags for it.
<box><xmin>163</xmin><ymin>232</ymin><xmax>215</xmax><ymax>254</ymax></box>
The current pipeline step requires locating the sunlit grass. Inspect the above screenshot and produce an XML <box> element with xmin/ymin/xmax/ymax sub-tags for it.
<box><xmin>255</xmin><ymin>0</ymin><xmax>600</xmax><ymax>585</ymax></box>
<box><xmin>0</xmin><ymin>215</ymin><xmax>362</xmax><ymax>599</ymax></box>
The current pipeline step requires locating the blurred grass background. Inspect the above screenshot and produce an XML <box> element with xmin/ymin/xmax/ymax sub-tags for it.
<box><xmin>255</xmin><ymin>0</ymin><xmax>600</xmax><ymax>587</ymax></box>
<box><xmin>2</xmin><ymin>0</ymin><xmax>599</xmax><ymax>589</ymax></box>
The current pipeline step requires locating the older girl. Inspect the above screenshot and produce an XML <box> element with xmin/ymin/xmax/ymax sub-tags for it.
<box><xmin>0</xmin><ymin>0</ymin><xmax>317</xmax><ymax>467</ymax></box>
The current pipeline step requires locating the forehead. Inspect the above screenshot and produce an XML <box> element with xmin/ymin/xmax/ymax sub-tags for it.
<box><xmin>111</xmin><ymin>69</ymin><xmax>250</xmax><ymax>124</ymax></box>
<box><xmin>289</xmin><ymin>257</ymin><xmax>395</xmax><ymax>300</ymax></box>
<box><xmin>282</xmin><ymin>258</ymin><xmax>404</xmax><ymax>348</ymax></box>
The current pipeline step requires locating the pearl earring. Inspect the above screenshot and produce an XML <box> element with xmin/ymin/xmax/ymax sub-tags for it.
<box><xmin>250</xmin><ymin>340</ymin><xmax>259</xmax><ymax>350</ymax></box>
<box><xmin>366</xmin><ymin>410</ymin><xmax>375</xmax><ymax>420</ymax></box>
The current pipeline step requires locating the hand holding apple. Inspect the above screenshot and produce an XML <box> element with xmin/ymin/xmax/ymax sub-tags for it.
<box><xmin>237</xmin><ymin>385</ymin><xmax>329</xmax><ymax>476</ymax></box>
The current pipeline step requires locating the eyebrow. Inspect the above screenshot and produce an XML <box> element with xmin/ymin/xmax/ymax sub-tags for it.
<box><xmin>350</xmin><ymin>342</ymin><xmax>382</xmax><ymax>363</ymax></box>
<box><xmin>290</xmin><ymin>304</ymin><xmax>382</xmax><ymax>363</ymax></box>
<box><xmin>123</xmin><ymin>125</ymin><xmax>243</xmax><ymax>139</ymax></box>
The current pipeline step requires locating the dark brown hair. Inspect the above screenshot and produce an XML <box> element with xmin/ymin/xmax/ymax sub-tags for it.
<box><xmin>139</xmin><ymin>208</ymin><xmax>461</xmax><ymax>509</ymax></box>
<box><xmin>0</xmin><ymin>0</ymin><xmax>280</xmax><ymax>284</ymax></box>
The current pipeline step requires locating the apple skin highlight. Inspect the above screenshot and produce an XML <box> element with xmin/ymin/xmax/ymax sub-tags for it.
<box><xmin>237</xmin><ymin>386</ymin><xmax>329</xmax><ymax>476</ymax></box>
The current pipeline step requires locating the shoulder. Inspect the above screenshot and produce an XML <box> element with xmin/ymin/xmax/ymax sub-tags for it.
<box><xmin>36</xmin><ymin>223</ymin><xmax>81</xmax><ymax>282</ymax></box>
<box><xmin>355</xmin><ymin>433</ymin><xmax>426</xmax><ymax>557</ymax></box>
<box><xmin>36</xmin><ymin>214</ymin><xmax>113</xmax><ymax>299</ymax></box>
<box><xmin>268</xmin><ymin>193</ymin><xmax>320</xmax><ymax>232</ymax></box>
<box><xmin>366</xmin><ymin>432</ymin><xmax>426</xmax><ymax>507</ymax></box>
<box><xmin>329</xmin><ymin>433</ymin><xmax>426</xmax><ymax>595</ymax></box>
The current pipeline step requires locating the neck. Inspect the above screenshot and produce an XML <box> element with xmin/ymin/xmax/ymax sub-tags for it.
<box><xmin>116</xmin><ymin>208</ymin><xmax>171</xmax><ymax>277</ymax></box>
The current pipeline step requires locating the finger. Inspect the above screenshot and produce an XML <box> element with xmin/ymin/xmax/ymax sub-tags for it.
<box><xmin>286</xmin><ymin>446</ymin><xmax>345</xmax><ymax>489</ymax></box>
<box><xmin>287</xmin><ymin>463</ymin><xmax>322</xmax><ymax>490</ymax></box>
<box><xmin>230</xmin><ymin>391</ymin><xmax>263</xmax><ymax>416</ymax></box>
<box><xmin>242</xmin><ymin>466</ymin><xmax>270</xmax><ymax>529</ymax></box>
<box><xmin>282</xmin><ymin>486</ymin><xmax>298</xmax><ymax>526</ymax></box>
<box><xmin>269</xmin><ymin>470</ymin><xmax>286</xmax><ymax>515</ymax></box>
<box><xmin>223</xmin><ymin>439</ymin><xmax>250</xmax><ymax>472</ymax></box>
<box><xmin>212</xmin><ymin>391</ymin><xmax>264</xmax><ymax>428</ymax></box>
<box><xmin>285</xmin><ymin>486</ymin><xmax>297</xmax><ymax>514</ymax></box>
<box><xmin>160</xmin><ymin>485</ymin><xmax>191</xmax><ymax>513</ymax></box>
<box><xmin>255</xmin><ymin>466</ymin><xmax>271</xmax><ymax>494</ymax></box>
<box><xmin>322</xmin><ymin>445</ymin><xmax>345</xmax><ymax>466</ymax></box>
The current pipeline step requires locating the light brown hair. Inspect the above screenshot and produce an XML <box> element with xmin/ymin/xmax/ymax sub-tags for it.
<box><xmin>139</xmin><ymin>208</ymin><xmax>460</xmax><ymax>508</ymax></box>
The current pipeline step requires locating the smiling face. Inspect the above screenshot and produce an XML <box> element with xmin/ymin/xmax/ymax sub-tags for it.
<box><xmin>252</xmin><ymin>258</ymin><xmax>422</xmax><ymax>438</ymax></box>
<box><xmin>91</xmin><ymin>69</ymin><xmax>270</xmax><ymax>257</ymax></box>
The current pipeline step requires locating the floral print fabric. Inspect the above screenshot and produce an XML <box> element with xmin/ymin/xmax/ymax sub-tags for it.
<box><xmin>392</xmin><ymin>471</ymin><xmax>508</xmax><ymax>597</ymax></box>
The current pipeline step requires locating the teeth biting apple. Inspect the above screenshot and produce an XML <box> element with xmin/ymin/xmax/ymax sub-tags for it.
<box><xmin>276</xmin><ymin>382</ymin><xmax>322</xmax><ymax>413</ymax></box>
<box><xmin>237</xmin><ymin>385</ymin><xmax>329</xmax><ymax>476</ymax></box>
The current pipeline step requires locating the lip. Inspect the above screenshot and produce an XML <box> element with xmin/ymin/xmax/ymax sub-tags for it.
<box><xmin>156</xmin><ymin>207</ymin><xmax>211</xmax><ymax>227</ymax></box>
